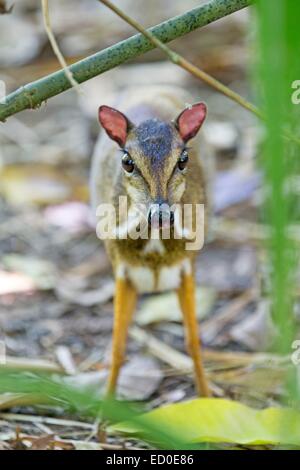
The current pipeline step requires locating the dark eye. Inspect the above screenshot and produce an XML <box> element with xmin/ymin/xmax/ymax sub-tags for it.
<box><xmin>122</xmin><ymin>152</ymin><xmax>135</xmax><ymax>173</ymax></box>
<box><xmin>178</xmin><ymin>150</ymin><xmax>189</xmax><ymax>171</ymax></box>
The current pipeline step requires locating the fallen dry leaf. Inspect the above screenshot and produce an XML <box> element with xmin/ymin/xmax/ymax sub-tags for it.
<box><xmin>65</xmin><ymin>355</ymin><xmax>163</xmax><ymax>401</ymax></box>
<box><xmin>0</xmin><ymin>164</ymin><xmax>88</xmax><ymax>206</ymax></box>
<box><xmin>56</xmin><ymin>278</ymin><xmax>115</xmax><ymax>307</ymax></box>
<box><xmin>29</xmin><ymin>434</ymin><xmax>58</xmax><ymax>451</ymax></box>
<box><xmin>230</xmin><ymin>299</ymin><xmax>278</xmax><ymax>351</ymax></box>
<box><xmin>2</xmin><ymin>255</ymin><xmax>57</xmax><ymax>290</ymax></box>
<box><xmin>137</xmin><ymin>287</ymin><xmax>216</xmax><ymax>325</ymax></box>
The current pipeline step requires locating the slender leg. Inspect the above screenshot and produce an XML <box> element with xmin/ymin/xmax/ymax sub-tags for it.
<box><xmin>106</xmin><ymin>277</ymin><xmax>137</xmax><ymax>396</ymax></box>
<box><xmin>177</xmin><ymin>273</ymin><xmax>210</xmax><ymax>397</ymax></box>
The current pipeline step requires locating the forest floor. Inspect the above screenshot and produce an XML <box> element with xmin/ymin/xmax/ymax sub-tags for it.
<box><xmin>0</xmin><ymin>0</ymin><xmax>297</xmax><ymax>450</ymax></box>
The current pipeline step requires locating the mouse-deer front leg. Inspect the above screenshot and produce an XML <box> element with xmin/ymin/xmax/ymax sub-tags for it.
<box><xmin>177</xmin><ymin>272</ymin><xmax>210</xmax><ymax>397</ymax></box>
<box><xmin>106</xmin><ymin>277</ymin><xmax>137</xmax><ymax>396</ymax></box>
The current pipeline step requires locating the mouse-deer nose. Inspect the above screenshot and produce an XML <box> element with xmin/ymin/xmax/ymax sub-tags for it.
<box><xmin>148</xmin><ymin>199</ymin><xmax>174</xmax><ymax>229</ymax></box>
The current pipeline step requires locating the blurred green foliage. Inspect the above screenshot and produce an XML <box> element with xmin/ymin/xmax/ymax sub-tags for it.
<box><xmin>255</xmin><ymin>0</ymin><xmax>300</xmax><ymax>409</ymax></box>
<box><xmin>256</xmin><ymin>0</ymin><xmax>300</xmax><ymax>354</ymax></box>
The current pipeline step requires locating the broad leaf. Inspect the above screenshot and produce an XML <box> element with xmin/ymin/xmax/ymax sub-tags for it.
<box><xmin>113</xmin><ymin>398</ymin><xmax>300</xmax><ymax>446</ymax></box>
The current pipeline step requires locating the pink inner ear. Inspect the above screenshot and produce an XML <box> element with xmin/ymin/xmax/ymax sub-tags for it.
<box><xmin>98</xmin><ymin>105</ymin><xmax>129</xmax><ymax>147</ymax></box>
<box><xmin>177</xmin><ymin>103</ymin><xmax>207</xmax><ymax>142</ymax></box>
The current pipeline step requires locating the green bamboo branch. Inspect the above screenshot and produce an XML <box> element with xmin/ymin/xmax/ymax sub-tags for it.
<box><xmin>0</xmin><ymin>0</ymin><xmax>251</xmax><ymax>122</ymax></box>
<box><xmin>99</xmin><ymin>0</ymin><xmax>261</xmax><ymax>119</ymax></box>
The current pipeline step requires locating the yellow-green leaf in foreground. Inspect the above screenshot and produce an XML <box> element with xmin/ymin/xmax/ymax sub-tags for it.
<box><xmin>112</xmin><ymin>398</ymin><xmax>300</xmax><ymax>446</ymax></box>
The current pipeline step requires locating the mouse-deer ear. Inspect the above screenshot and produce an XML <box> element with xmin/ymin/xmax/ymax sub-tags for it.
<box><xmin>98</xmin><ymin>105</ymin><xmax>132</xmax><ymax>147</ymax></box>
<box><xmin>175</xmin><ymin>102</ymin><xmax>207</xmax><ymax>142</ymax></box>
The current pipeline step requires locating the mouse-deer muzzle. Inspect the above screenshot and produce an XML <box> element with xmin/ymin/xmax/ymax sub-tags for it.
<box><xmin>148</xmin><ymin>199</ymin><xmax>175</xmax><ymax>230</ymax></box>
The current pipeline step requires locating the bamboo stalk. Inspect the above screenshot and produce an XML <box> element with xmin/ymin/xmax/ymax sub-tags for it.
<box><xmin>0</xmin><ymin>0</ymin><xmax>251</xmax><ymax>122</ymax></box>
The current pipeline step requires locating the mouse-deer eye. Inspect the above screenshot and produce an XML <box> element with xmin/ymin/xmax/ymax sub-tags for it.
<box><xmin>98</xmin><ymin>105</ymin><xmax>132</xmax><ymax>147</ymax></box>
<box><xmin>178</xmin><ymin>149</ymin><xmax>189</xmax><ymax>171</ymax></box>
<box><xmin>122</xmin><ymin>151</ymin><xmax>135</xmax><ymax>173</ymax></box>
<box><xmin>176</xmin><ymin>102</ymin><xmax>207</xmax><ymax>142</ymax></box>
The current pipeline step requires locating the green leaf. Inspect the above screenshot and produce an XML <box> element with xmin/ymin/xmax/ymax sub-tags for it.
<box><xmin>113</xmin><ymin>398</ymin><xmax>300</xmax><ymax>446</ymax></box>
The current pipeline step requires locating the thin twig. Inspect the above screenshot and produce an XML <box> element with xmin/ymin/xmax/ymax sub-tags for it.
<box><xmin>201</xmin><ymin>289</ymin><xmax>256</xmax><ymax>343</ymax></box>
<box><xmin>99</xmin><ymin>0</ymin><xmax>261</xmax><ymax>118</ymax></box>
<box><xmin>99</xmin><ymin>0</ymin><xmax>300</xmax><ymax>147</ymax></box>
<box><xmin>41</xmin><ymin>0</ymin><xmax>80</xmax><ymax>93</ymax></box>
<box><xmin>2</xmin><ymin>356</ymin><xmax>63</xmax><ymax>374</ymax></box>
<box><xmin>0</xmin><ymin>412</ymin><xmax>94</xmax><ymax>429</ymax></box>
<box><xmin>129</xmin><ymin>326</ymin><xmax>289</xmax><ymax>369</ymax></box>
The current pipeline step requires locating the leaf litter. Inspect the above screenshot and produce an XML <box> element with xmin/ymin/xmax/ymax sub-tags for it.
<box><xmin>0</xmin><ymin>0</ymin><xmax>299</xmax><ymax>450</ymax></box>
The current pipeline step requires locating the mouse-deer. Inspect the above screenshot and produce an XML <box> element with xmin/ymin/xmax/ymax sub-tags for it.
<box><xmin>90</xmin><ymin>87</ymin><xmax>210</xmax><ymax>397</ymax></box>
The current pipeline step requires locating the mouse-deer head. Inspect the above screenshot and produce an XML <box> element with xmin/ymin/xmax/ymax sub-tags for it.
<box><xmin>98</xmin><ymin>102</ymin><xmax>207</xmax><ymax>230</ymax></box>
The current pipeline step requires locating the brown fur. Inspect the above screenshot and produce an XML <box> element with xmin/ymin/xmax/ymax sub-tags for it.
<box><xmin>90</xmin><ymin>86</ymin><xmax>207</xmax><ymax>283</ymax></box>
